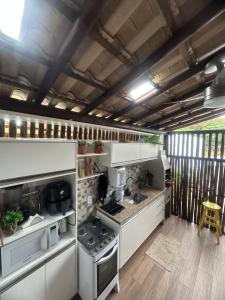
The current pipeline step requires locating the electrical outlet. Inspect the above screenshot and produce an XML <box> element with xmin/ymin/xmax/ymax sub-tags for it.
<box><xmin>87</xmin><ymin>195</ymin><xmax>93</xmax><ymax>206</ymax></box>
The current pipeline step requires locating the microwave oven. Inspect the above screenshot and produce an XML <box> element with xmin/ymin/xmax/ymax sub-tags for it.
<box><xmin>1</xmin><ymin>223</ymin><xmax>59</xmax><ymax>277</ymax></box>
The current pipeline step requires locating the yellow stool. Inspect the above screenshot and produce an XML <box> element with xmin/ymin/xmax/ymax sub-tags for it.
<box><xmin>198</xmin><ymin>201</ymin><xmax>222</xmax><ymax>244</ymax></box>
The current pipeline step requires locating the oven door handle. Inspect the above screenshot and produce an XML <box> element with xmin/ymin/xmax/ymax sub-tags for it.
<box><xmin>97</xmin><ymin>244</ymin><xmax>118</xmax><ymax>265</ymax></box>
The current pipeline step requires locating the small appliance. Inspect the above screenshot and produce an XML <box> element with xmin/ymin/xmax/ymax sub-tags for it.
<box><xmin>0</xmin><ymin>222</ymin><xmax>59</xmax><ymax>277</ymax></box>
<box><xmin>108</xmin><ymin>167</ymin><xmax>126</xmax><ymax>203</ymax></box>
<box><xmin>78</xmin><ymin>217</ymin><xmax>119</xmax><ymax>300</ymax></box>
<box><xmin>46</xmin><ymin>181</ymin><xmax>71</xmax><ymax>215</ymax></box>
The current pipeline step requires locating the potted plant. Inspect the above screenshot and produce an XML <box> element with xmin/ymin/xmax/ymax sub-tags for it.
<box><xmin>94</xmin><ymin>141</ymin><xmax>103</xmax><ymax>153</ymax></box>
<box><xmin>145</xmin><ymin>135</ymin><xmax>161</xmax><ymax>144</ymax></box>
<box><xmin>78</xmin><ymin>140</ymin><xmax>87</xmax><ymax>154</ymax></box>
<box><xmin>1</xmin><ymin>210</ymin><xmax>24</xmax><ymax>236</ymax></box>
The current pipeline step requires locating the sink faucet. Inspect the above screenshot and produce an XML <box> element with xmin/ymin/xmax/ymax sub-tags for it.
<box><xmin>125</xmin><ymin>177</ymin><xmax>134</xmax><ymax>196</ymax></box>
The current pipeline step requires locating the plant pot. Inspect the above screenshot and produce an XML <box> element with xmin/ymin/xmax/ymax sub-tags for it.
<box><xmin>78</xmin><ymin>145</ymin><xmax>86</xmax><ymax>154</ymax></box>
<box><xmin>94</xmin><ymin>146</ymin><xmax>103</xmax><ymax>153</ymax></box>
<box><xmin>3</xmin><ymin>223</ymin><xmax>18</xmax><ymax>236</ymax></box>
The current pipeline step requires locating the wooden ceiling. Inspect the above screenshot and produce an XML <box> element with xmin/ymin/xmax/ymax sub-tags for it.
<box><xmin>0</xmin><ymin>0</ymin><xmax>225</xmax><ymax>132</ymax></box>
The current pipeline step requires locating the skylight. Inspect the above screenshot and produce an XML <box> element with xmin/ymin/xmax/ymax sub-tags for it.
<box><xmin>0</xmin><ymin>0</ymin><xmax>25</xmax><ymax>40</ymax></box>
<box><xmin>129</xmin><ymin>81</ymin><xmax>155</xmax><ymax>101</ymax></box>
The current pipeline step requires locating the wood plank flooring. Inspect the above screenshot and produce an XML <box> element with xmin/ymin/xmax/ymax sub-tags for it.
<box><xmin>107</xmin><ymin>216</ymin><xmax>225</xmax><ymax>300</ymax></box>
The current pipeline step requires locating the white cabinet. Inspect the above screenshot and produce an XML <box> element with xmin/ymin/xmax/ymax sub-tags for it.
<box><xmin>140</xmin><ymin>143</ymin><xmax>158</xmax><ymax>160</ymax></box>
<box><xmin>100</xmin><ymin>142</ymin><xmax>160</xmax><ymax>166</ymax></box>
<box><xmin>120</xmin><ymin>194</ymin><xmax>164</xmax><ymax>267</ymax></box>
<box><xmin>46</xmin><ymin>245</ymin><xmax>76</xmax><ymax>300</ymax></box>
<box><xmin>1</xmin><ymin>266</ymin><xmax>46</xmax><ymax>300</ymax></box>
<box><xmin>111</xmin><ymin>143</ymin><xmax>141</xmax><ymax>165</ymax></box>
<box><xmin>0</xmin><ymin>141</ymin><xmax>76</xmax><ymax>181</ymax></box>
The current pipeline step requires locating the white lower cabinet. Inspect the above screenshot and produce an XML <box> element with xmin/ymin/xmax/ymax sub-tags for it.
<box><xmin>120</xmin><ymin>195</ymin><xmax>164</xmax><ymax>268</ymax></box>
<box><xmin>1</xmin><ymin>245</ymin><xmax>76</xmax><ymax>300</ymax></box>
<box><xmin>1</xmin><ymin>266</ymin><xmax>46</xmax><ymax>300</ymax></box>
<box><xmin>46</xmin><ymin>245</ymin><xmax>76</xmax><ymax>300</ymax></box>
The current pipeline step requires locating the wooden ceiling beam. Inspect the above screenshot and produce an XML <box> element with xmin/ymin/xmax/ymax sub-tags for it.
<box><xmin>166</xmin><ymin>109</ymin><xmax>225</xmax><ymax>131</ymax></box>
<box><xmin>34</xmin><ymin>0</ymin><xmax>104</xmax><ymax>105</ymax></box>
<box><xmin>46</xmin><ymin>0</ymin><xmax>80</xmax><ymax>22</ymax></box>
<box><xmin>81</xmin><ymin>0</ymin><xmax>225</xmax><ymax>115</ymax></box>
<box><xmin>132</xmin><ymin>83</ymin><xmax>210</xmax><ymax>125</ymax></box>
<box><xmin>147</xmin><ymin>101</ymin><xmax>205</xmax><ymax>128</ymax></box>
<box><xmin>110</xmin><ymin>44</ymin><xmax>225</xmax><ymax>121</ymax></box>
<box><xmin>0</xmin><ymin>97</ymin><xmax>161</xmax><ymax>134</ymax></box>
<box><xmin>158</xmin><ymin>107</ymin><xmax>212</xmax><ymax>129</ymax></box>
<box><xmin>0</xmin><ymin>75</ymin><xmax>87</xmax><ymax>107</ymax></box>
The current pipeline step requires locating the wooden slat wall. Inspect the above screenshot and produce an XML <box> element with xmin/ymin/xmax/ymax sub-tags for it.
<box><xmin>0</xmin><ymin>117</ymin><xmax>142</xmax><ymax>142</ymax></box>
<box><xmin>167</xmin><ymin>130</ymin><xmax>225</xmax><ymax>232</ymax></box>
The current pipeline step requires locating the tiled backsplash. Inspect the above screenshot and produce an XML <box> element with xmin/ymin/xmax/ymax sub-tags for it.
<box><xmin>77</xmin><ymin>163</ymin><xmax>146</xmax><ymax>224</ymax></box>
<box><xmin>77</xmin><ymin>177</ymin><xmax>99</xmax><ymax>224</ymax></box>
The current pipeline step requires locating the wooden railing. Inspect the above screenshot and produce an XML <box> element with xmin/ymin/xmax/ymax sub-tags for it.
<box><xmin>166</xmin><ymin>130</ymin><xmax>225</xmax><ymax>232</ymax></box>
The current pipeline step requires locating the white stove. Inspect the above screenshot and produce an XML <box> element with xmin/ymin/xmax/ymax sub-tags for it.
<box><xmin>78</xmin><ymin>217</ymin><xmax>119</xmax><ymax>300</ymax></box>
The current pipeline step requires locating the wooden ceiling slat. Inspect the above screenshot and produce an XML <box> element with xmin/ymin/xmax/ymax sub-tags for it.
<box><xmin>166</xmin><ymin>109</ymin><xmax>225</xmax><ymax>131</ymax></box>
<box><xmin>110</xmin><ymin>44</ymin><xmax>225</xmax><ymax>121</ymax></box>
<box><xmin>34</xmin><ymin>0</ymin><xmax>104</xmax><ymax>105</ymax></box>
<box><xmin>132</xmin><ymin>83</ymin><xmax>211</xmax><ymax>125</ymax></box>
<box><xmin>81</xmin><ymin>0</ymin><xmax>225</xmax><ymax>115</ymax></box>
<box><xmin>159</xmin><ymin>108</ymin><xmax>211</xmax><ymax>129</ymax></box>
<box><xmin>0</xmin><ymin>97</ymin><xmax>160</xmax><ymax>134</ymax></box>
<box><xmin>147</xmin><ymin>101</ymin><xmax>205</xmax><ymax>128</ymax></box>
<box><xmin>46</xmin><ymin>0</ymin><xmax>80</xmax><ymax>22</ymax></box>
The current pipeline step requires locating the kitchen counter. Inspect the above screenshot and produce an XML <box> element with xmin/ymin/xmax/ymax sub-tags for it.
<box><xmin>96</xmin><ymin>188</ymin><xmax>164</xmax><ymax>225</ymax></box>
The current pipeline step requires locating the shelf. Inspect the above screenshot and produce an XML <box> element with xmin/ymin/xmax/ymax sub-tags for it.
<box><xmin>0</xmin><ymin>232</ymin><xmax>76</xmax><ymax>291</ymax></box>
<box><xmin>77</xmin><ymin>173</ymin><xmax>103</xmax><ymax>181</ymax></box>
<box><xmin>0</xmin><ymin>170</ymin><xmax>76</xmax><ymax>189</ymax></box>
<box><xmin>77</xmin><ymin>152</ymin><xmax>108</xmax><ymax>158</ymax></box>
<box><xmin>2</xmin><ymin>209</ymin><xmax>76</xmax><ymax>246</ymax></box>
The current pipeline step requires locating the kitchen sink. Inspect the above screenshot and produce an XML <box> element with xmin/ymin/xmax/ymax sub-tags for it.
<box><xmin>125</xmin><ymin>193</ymin><xmax>148</xmax><ymax>204</ymax></box>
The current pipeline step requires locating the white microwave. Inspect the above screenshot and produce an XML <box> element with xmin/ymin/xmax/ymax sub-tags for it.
<box><xmin>1</xmin><ymin>223</ymin><xmax>59</xmax><ymax>277</ymax></box>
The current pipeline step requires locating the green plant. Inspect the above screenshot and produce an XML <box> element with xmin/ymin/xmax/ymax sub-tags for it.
<box><xmin>1</xmin><ymin>210</ymin><xmax>24</xmax><ymax>226</ymax></box>
<box><xmin>78</xmin><ymin>140</ymin><xmax>87</xmax><ymax>146</ymax></box>
<box><xmin>94</xmin><ymin>140</ymin><xmax>103</xmax><ymax>146</ymax></box>
<box><xmin>145</xmin><ymin>135</ymin><xmax>160</xmax><ymax>144</ymax></box>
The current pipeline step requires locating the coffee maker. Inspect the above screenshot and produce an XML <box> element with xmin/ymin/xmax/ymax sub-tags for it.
<box><xmin>108</xmin><ymin>167</ymin><xmax>126</xmax><ymax>202</ymax></box>
<box><xmin>46</xmin><ymin>181</ymin><xmax>71</xmax><ymax>215</ymax></box>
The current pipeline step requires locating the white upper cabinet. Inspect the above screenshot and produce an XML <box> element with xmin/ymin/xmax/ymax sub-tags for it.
<box><xmin>140</xmin><ymin>143</ymin><xmax>159</xmax><ymax>160</ymax></box>
<box><xmin>100</xmin><ymin>142</ymin><xmax>159</xmax><ymax>166</ymax></box>
<box><xmin>1</xmin><ymin>266</ymin><xmax>46</xmax><ymax>300</ymax></box>
<box><xmin>111</xmin><ymin>143</ymin><xmax>141</xmax><ymax>165</ymax></box>
<box><xmin>0</xmin><ymin>141</ymin><xmax>76</xmax><ymax>181</ymax></box>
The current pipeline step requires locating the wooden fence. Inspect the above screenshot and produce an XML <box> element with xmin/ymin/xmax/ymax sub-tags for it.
<box><xmin>166</xmin><ymin>130</ymin><xmax>225</xmax><ymax>232</ymax></box>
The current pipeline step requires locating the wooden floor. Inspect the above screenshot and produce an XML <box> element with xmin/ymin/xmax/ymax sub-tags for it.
<box><xmin>107</xmin><ymin>216</ymin><xmax>225</xmax><ymax>300</ymax></box>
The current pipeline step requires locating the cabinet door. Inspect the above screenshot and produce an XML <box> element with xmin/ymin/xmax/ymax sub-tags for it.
<box><xmin>111</xmin><ymin>143</ymin><xmax>141</xmax><ymax>164</ymax></box>
<box><xmin>0</xmin><ymin>141</ymin><xmax>75</xmax><ymax>181</ymax></box>
<box><xmin>140</xmin><ymin>144</ymin><xmax>159</xmax><ymax>160</ymax></box>
<box><xmin>46</xmin><ymin>245</ymin><xmax>76</xmax><ymax>300</ymax></box>
<box><xmin>1</xmin><ymin>266</ymin><xmax>46</xmax><ymax>300</ymax></box>
<box><xmin>120</xmin><ymin>203</ymin><xmax>156</xmax><ymax>267</ymax></box>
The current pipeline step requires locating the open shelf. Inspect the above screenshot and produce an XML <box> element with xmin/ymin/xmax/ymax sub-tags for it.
<box><xmin>3</xmin><ymin>209</ymin><xmax>75</xmax><ymax>246</ymax></box>
<box><xmin>0</xmin><ymin>232</ymin><xmax>75</xmax><ymax>291</ymax></box>
<box><xmin>77</xmin><ymin>173</ymin><xmax>103</xmax><ymax>181</ymax></box>
<box><xmin>77</xmin><ymin>152</ymin><xmax>108</xmax><ymax>158</ymax></box>
<box><xmin>0</xmin><ymin>170</ymin><xmax>76</xmax><ymax>189</ymax></box>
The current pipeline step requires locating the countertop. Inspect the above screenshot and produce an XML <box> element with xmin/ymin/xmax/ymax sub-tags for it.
<box><xmin>96</xmin><ymin>188</ymin><xmax>164</xmax><ymax>225</ymax></box>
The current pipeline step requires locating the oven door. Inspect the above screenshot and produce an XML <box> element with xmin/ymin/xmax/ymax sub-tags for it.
<box><xmin>94</xmin><ymin>243</ymin><xmax>118</xmax><ymax>299</ymax></box>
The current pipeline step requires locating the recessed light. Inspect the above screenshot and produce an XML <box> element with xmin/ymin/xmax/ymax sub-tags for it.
<box><xmin>130</xmin><ymin>81</ymin><xmax>155</xmax><ymax>101</ymax></box>
<box><xmin>0</xmin><ymin>0</ymin><xmax>25</xmax><ymax>40</ymax></box>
